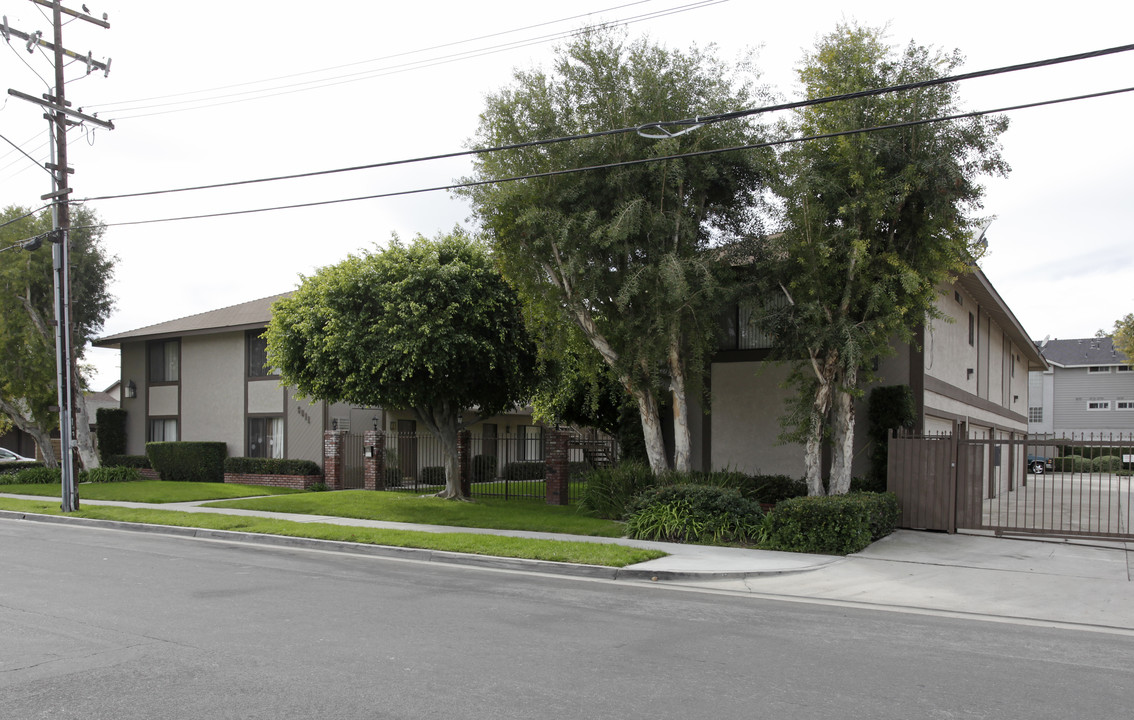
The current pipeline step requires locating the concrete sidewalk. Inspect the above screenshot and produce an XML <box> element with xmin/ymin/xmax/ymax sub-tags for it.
<box><xmin>3</xmin><ymin>492</ymin><xmax>1132</xmax><ymax>629</ymax></box>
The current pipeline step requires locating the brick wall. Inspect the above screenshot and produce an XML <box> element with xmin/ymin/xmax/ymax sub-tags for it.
<box><xmin>224</xmin><ymin>472</ymin><xmax>322</xmax><ymax>490</ymax></box>
<box><xmin>545</xmin><ymin>428</ymin><xmax>569</xmax><ymax>506</ymax></box>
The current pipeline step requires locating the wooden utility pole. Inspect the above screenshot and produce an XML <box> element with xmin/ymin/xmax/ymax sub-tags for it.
<box><xmin>5</xmin><ymin>1</ymin><xmax>112</xmax><ymax>511</ymax></box>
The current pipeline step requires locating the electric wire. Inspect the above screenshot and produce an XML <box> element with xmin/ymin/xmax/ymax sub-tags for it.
<box><xmin>75</xmin><ymin>41</ymin><xmax>1134</xmax><ymax>205</ymax></box>
<box><xmin>0</xmin><ymin>130</ymin><xmax>52</xmax><ymax>176</ymax></box>
<box><xmin>65</xmin><ymin>84</ymin><xmax>1134</xmax><ymax>233</ymax></box>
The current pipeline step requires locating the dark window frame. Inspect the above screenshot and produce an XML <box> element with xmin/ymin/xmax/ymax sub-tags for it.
<box><xmin>246</xmin><ymin>330</ymin><xmax>276</xmax><ymax>379</ymax></box>
<box><xmin>147</xmin><ymin>339</ymin><xmax>180</xmax><ymax>384</ymax></box>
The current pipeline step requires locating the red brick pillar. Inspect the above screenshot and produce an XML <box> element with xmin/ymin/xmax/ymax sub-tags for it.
<box><xmin>545</xmin><ymin>428</ymin><xmax>569</xmax><ymax>506</ymax></box>
<box><xmin>457</xmin><ymin>429</ymin><xmax>472</xmax><ymax>498</ymax></box>
<box><xmin>324</xmin><ymin>430</ymin><xmax>347</xmax><ymax>490</ymax></box>
<box><xmin>364</xmin><ymin>430</ymin><xmax>385</xmax><ymax>491</ymax></box>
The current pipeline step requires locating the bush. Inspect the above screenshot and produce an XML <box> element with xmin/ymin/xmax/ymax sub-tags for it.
<box><xmin>472</xmin><ymin>455</ymin><xmax>497</xmax><ymax>483</ymax></box>
<box><xmin>146</xmin><ymin>442</ymin><xmax>227</xmax><ymax>483</ymax></box>
<box><xmin>0</xmin><ymin>460</ymin><xmax>43</xmax><ymax>476</ymax></box>
<box><xmin>95</xmin><ymin>407</ymin><xmax>128</xmax><ymax>461</ymax></box>
<box><xmin>80</xmin><ymin>466</ymin><xmax>142</xmax><ymax>483</ymax></box>
<box><xmin>385</xmin><ymin>467</ymin><xmax>403</xmax><ymax>487</ymax></box>
<box><xmin>624</xmin><ymin>484</ymin><xmax>765</xmax><ymax>545</ymax></box>
<box><xmin>746</xmin><ymin>475</ymin><xmax>808</xmax><ymax>505</ymax></box>
<box><xmin>761</xmin><ymin>492</ymin><xmax>899</xmax><ymax>555</ymax></box>
<box><xmin>1092</xmin><ymin>455</ymin><xmax>1124</xmax><ymax>472</ymax></box>
<box><xmin>421</xmin><ymin>466</ymin><xmax>446</xmax><ymax>485</ymax></box>
<box><xmin>502</xmin><ymin>461</ymin><xmax>544</xmax><ymax>481</ymax></box>
<box><xmin>1</xmin><ymin>466</ymin><xmax>61</xmax><ymax>485</ymax></box>
<box><xmin>578</xmin><ymin>460</ymin><xmax>657</xmax><ymax>519</ymax></box>
<box><xmin>103</xmin><ymin>454</ymin><xmax>151</xmax><ymax>469</ymax></box>
<box><xmin>224</xmin><ymin>457</ymin><xmax>322</xmax><ymax>476</ymax></box>
<box><xmin>1052</xmin><ymin>455</ymin><xmax>1090</xmax><ymax>473</ymax></box>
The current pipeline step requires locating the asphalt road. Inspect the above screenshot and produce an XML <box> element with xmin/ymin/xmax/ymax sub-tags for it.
<box><xmin>2</xmin><ymin>520</ymin><xmax>1131</xmax><ymax>720</ymax></box>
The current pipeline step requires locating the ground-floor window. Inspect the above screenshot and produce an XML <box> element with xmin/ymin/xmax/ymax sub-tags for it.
<box><xmin>248</xmin><ymin>416</ymin><xmax>284</xmax><ymax>458</ymax></box>
<box><xmin>148</xmin><ymin>418</ymin><xmax>178</xmax><ymax>442</ymax></box>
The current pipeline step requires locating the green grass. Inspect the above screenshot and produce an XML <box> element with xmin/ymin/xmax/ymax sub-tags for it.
<box><xmin>0</xmin><ymin>498</ymin><xmax>663</xmax><ymax>568</ymax></box>
<box><xmin>205</xmin><ymin>490</ymin><xmax>624</xmax><ymax>537</ymax></box>
<box><xmin>0</xmin><ymin>481</ymin><xmax>304</xmax><ymax>503</ymax></box>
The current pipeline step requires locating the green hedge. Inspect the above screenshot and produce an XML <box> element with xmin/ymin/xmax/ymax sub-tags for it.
<box><xmin>103</xmin><ymin>454</ymin><xmax>151</xmax><ymax>469</ymax></box>
<box><xmin>472</xmin><ymin>455</ymin><xmax>497</xmax><ymax>483</ymax></box>
<box><xmin>503</xmin><ymin>461</ymin><xmax>544</xmax><ymax>481</ymax></box>
<box><xmin>1052</xmin><ymin>456</ymin><xmax>1091</xmax><ymax>472</ymax></box>
<box><xmin>95</xmin><ymin>407</ymin><xmax>128</xmax><ymax>461</ymax></box>
<box><xmin>762</xmin><ymin>492</ymin><xmax>899</xmax><ymax>555</ymax></box>
<box><xmin>421</xmin><ymin>466</ymin><xmax>446</xmax><ymax>485</ymax></box>
<box><xmin>0</xmin><ymin>460</ymin><xmax>44</xmax><ymax>476</ymax></box>
<box><xmin>0</xmin><ymin>466</ymin><xmax>59</xmax><ymax>485</ymax></box>
<box><xmin>624</xmin><ymin>484</ymin><xmax>765</xmax><ymax>545</ymax></box>
<box><xmin>146</xmin><ymin>442</ymin><xmax>227</xmax><ymax>483</ymax></box>
<box><xmin>224</xmin><ymin>457</ymin><xmax>322</xmax><ymax>476</ymax></box>
<box><xmin>1092</xmin><ymin>455</ymin><xmax>1124</xmax><ymax>472</ymax></box>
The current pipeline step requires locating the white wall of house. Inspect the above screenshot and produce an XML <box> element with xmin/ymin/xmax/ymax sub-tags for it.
<box><xmin>120</xmin><ymin>342</ymin><xmax>146</xmax><ymax>455</ymax></box>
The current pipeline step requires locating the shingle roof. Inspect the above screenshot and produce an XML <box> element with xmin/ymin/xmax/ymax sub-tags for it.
<box><xmin>93</xmin><ymin>292</ymin><xmax>293</xmax><ymax>348</ymax></box>
<box><xmin>1036</xmin><ymin>336</ymin><xmax>1130</xmax><ymax>368</ymax></box>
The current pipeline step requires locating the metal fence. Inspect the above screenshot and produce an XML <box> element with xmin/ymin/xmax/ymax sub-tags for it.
<box><xmin>889</xmin><ymin>426</ymin><xmax>1133</xmax><ymax>540</ymax></box>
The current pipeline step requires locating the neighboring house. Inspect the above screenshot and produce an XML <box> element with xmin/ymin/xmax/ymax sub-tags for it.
<box><xmin>699</xmin><ymin>264</ymin><xmax>1047</xmax><ymax>478</ymax></box>
<box><xmin>1028</xmin><ymin>336</ymin><xmax>1133</xmax><ymax>438</ymax></box>
<box><xmin>93</xmin><ymin>294</ymin><xmax>541</xmax><ymax>470</ymax></box>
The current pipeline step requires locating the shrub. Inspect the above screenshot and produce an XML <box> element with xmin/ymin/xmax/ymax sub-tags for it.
<box><xmin>503</xmin><ymin>461</ymin><xmax>544</xmax><ymax>481</ymax></box>
<box><xmin>384</xmin><ymin>467</ymin><xmax>403</xmax><ymax>487</ymax></box>
<box><xmin>866</xmin><ymin>385</ymin><xmax>916</xmax><ymax>487</ymax></box>
<box><xmin>95</xmin><ymin>407</ymin><xmax>128</xmax><ymax>461</ymax></box>
<box><xmin>850</xmin><ymin>476</ymin><xmax>886</xmax><ymax>493</ymax></box>
<box><xmin>103</xmin><ymin>454</ymin><xmax>151</xmax><ymax>469</ymax></box>
<box><xmin>224</xmin><ymin>457</ymin><xmax>322</xmax><ymax>476</ymax></box>
<box><xmin>1052</xmin><ymin>455</ymin><xmax>1090</xmax><ymax>473</ymax></box>
<box><xmin>1</xmin><ymin>466</ymin><xmax>61</xmax><ymax>485</ymax></box>
<box><xmin>80</xmin><ymin>466</ymin><xmax>142</xmax><ymax>483</ymax></box>
<box><xmin>761</xmin><ymin>492</ymin><xmax>899</xmax><ymax>555</ymax></box>
<box><xmin>624</xmin><ymin>484</ymin><xmax>765</xmax><ymax>545</ymax></box>
<box><xmin>1092</xmin><ymin>455</ymin><xmax>1124</xmax><ymax>472</ymax></box>
<box><xmin>146</xmin><ymin>442</ymin><xmax>227</xmax><ymax>483</ymax></box>
<box><xmin>420</xmin><ymin>466</ymin><xmax>446</xmax><ymax>485</ymax></box>
<box><xmin>0</xmin><ymin>460</ymin><xmax>43</xmax><ymax>476</ymax></box>
<box><xmin>578</xmin><ymin>460</ymin><xmax>657</xmax><ymax>519</ymax></box>
<box><xmin>747</xmin><ymin>475</ymin><xmax>808</xmax><ymax>505</ymax></box>
<box><xmin>472</xmin><ymin>455</ymin><xmax>497</xmax><ymax>482</ymax></box>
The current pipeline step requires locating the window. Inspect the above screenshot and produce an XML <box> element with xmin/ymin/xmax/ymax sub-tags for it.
<box><xmin>1087</xmin><ymin>401</ymin><xmax>1111</xmax><ymax>411</ymax></box>
<box><xmin>1088</xmin><ymin>366</ymin><xmax>1111</xmax><ymax>374</ymax></box>
<box><xmin>954</xmin><ymin>290</ymin><xmax>962</xmax><ymax>305</ymax></box>
<box><xmin>148</xmin><ymin>418</ymin><xmax>178</xmax><ymax>442</ymax></box>
<box><xmin>1117</xmin><ymin>365</ymin><xmax>1133</xmax><ymax>373</ymax></box>
<box><xmin>148</xmin><ymin>339</ymin><xmax>179</xmax><ymax>383</ymax></box>
<box><xmin>247</xmin><ymin>330</ymin><xmax>272</xmax><ymax>377</ymax></box>
<box><xmin>1117</xmin><ymin>401</ymin><xmax>1134</xmax><ymax>410</ymax></box>
<box><xmin>248</xmin><ymin>416</ymin><xmax>284</xmax><ymax>458</ymax></box>
<box><xmin>515</xmin><ymin>424</ymin><xmax>544</xmax><ymax>461</ymax></box>
<box><xmin>1028</xmin><ymin>407</ymin><xmax>1043</xmax><ymax>423</ymax></box>
<box><xmin>968</xmin><ymin>312</ymin><xmax>975</xmax><ymax>346</ymax></box>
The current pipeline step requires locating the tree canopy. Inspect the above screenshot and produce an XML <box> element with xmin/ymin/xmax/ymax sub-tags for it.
<box><xmin>265</xmin><ymin>228</ymin><xmax>536</xmax><ymax>499</ymax></box>
<box><xmin>0</xmin><ymin>204</ymin><xmax>115</xmax><ymax>468</ymax></box>
<box><xmin>462</xmin><ymin>27</ymin><xmax>772</xmax><ymax>473</ymax></box>
<box><xmin>1114</xmin><ymin>313</ymin><xmax>1134</xmax><ymax>363</ymax></box>
<box><xmin>747</xmin><ymin>23</ymin><xmax>1009</xmax><ymax>494</ymax></box>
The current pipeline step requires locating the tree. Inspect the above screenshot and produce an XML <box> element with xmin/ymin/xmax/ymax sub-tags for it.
<box><xmin>0</xmin><ymin>205</ymin><xmax>115</xmax><ymax>469</ymax></box>
<box><xmin>462</xmin><ymin>27</ymin><xmax>771</xmax><ymax>474</ymax></box>
<box><xmin>1113</xmin><ymin>314</ymin><xmax>1134</xmax><ymax>362</ymax></box>
<box><xmin>265</xmin><ymin>229</ymin><xmax>536</xmax><ymax>500</ymax></box>
<box><xmin>749</xmin><ymin>24</ymin><xmax>1009</xmax><ymax>495</ymax></box>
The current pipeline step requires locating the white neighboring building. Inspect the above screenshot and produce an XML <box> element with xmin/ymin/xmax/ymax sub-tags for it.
<box><xmin>1029</xmin><ymin>336</ymin><xmax>1134</xmax><ymax>438</ymax></box>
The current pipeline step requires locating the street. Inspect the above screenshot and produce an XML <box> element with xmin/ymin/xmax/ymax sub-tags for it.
<box><xmin>2</xmin><ymin>520</ymin><xmax>1131</xmax><ymax>719</ymax></box>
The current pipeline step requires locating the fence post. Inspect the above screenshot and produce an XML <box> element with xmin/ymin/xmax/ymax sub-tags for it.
<box><xmin>457</xmin><ymin>429</ymin><xmax>471</xmax><ymax>498</ymax></box>
<box><xmin>545</xmin><ymin>428</ymin><xmax>569</xmax><ymax>506</ymax></box>
<box><xmin>363</xmin><ymin>429</ymin><xmax>385</xmax><ymax>491</ymax></box>
<box><xmin>324</xmin><ymin>429</ymin><xmax>347</xmax><ymax>491</ymax></box>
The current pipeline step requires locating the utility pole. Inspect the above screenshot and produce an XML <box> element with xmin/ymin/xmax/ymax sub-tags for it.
<box><xmin>4</xmin><ymin>1</ymin><xmax>112</xmax><ymax>512</ymax></box>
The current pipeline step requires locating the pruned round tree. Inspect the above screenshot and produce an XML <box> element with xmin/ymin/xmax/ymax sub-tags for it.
<box><xmin>265</xmin><ymin>228</ymin><xmax>535</xmax><ymax>500</ymax></box>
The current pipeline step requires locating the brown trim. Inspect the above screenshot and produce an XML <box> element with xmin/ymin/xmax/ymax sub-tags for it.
<box><xmin>924</xmin><ymin>374</ymin><xmax>1027</xmax><ymax>425</ymax></box>
<box><xmin>923</xmin><ymin>407</ymin><xmax>1021</xmax><ymax>437</ymax></box>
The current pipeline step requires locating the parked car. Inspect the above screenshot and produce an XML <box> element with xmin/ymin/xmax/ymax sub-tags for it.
<box><xmin>0</xmin><ymin>447</ymin><xmax>35</xmax><ymax>463</ymax></box>
<box><xmin>1027</xmin><ymin>454</ymin><xmax>1053</xmax><ymax>474</ymax></box>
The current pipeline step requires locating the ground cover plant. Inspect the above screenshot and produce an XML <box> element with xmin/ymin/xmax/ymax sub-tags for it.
<box><xmin>205</xmin><ymin>491</ymin><xmax>624</xmax><ymax>537</ymax></box>
<box><xmin>0</xmin><ymin>498</ymin><xmax>663</xmax><ymax>568</ymax></box>
<box><xmin>624</xmin><ymin>484</ymin><xmax>765</xmax><ymax>545</ymax></box>
<box><xmin>0</xmin><ymin>480</ymin><xmax>303</xmax><ymax>503</ymax></box>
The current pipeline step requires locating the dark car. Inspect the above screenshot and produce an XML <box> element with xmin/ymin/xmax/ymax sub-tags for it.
<box><xmin>1027</xmin><ymin>454</ymin><xmax>1053</xmax><ymax>474</ymax></box>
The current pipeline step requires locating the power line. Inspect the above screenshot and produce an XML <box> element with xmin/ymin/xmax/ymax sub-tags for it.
<box><xmin>66</xmin><ymin>85</ymin><xmax>1134</xmax><ymax>232</ymax></box>
<box><xmin>75</xmin><ymin>42</ymin><xmax>1134</xmax><ymax>205</ymax></box>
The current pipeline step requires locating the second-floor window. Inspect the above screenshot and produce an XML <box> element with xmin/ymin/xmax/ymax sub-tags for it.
<box><xmin>1028</xmin><ymin>407</ymin><xmax>1043</xmax><ymax>423</ymax></box>
<box><xmin>148</xmin><ymin>339</ymin><xmax>179</xmax><ymax>383</ymax></box>
<box><xmin>247</xmin><ymin>330</ymin><xmax>272</xmax><ymax>377</ymax></box>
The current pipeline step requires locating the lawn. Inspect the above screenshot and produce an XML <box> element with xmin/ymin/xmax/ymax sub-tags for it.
<box><xmin>0</xmin><ymin>481</ymin><xmax>304</xmax><ymax>503</ymax></box>
<box><xmin>0</xmin><ymin>498</ymin><xmax>663</xmax><ymax>568</ymax></box>
<box><xmin>205</xmin><ymin>490</ymin><xmax>624</xmax><ymax>537</ymax></box>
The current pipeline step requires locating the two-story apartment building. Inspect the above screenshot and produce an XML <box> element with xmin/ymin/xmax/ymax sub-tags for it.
<box><xmin>1028</xmin><ymin>336</ymin><xmax>1133</xmax><ymax>438</ymax></box>
<box><xmin>701</xmin><ymin>264</ymin><xmax>1047</xmax><ymax>477</ymax></box>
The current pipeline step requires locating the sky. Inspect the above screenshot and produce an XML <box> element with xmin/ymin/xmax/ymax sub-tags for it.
<box><xmin>1</xmin><ymin>0</ymin><xmax>1132</xmax><ymax>391</ymax></box>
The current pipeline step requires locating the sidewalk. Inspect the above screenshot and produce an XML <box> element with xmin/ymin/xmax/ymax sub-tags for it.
<box><xmin>3</xmin><ymin>493</ymin><xmax>1132</xmax><ymax>630</ymax></box>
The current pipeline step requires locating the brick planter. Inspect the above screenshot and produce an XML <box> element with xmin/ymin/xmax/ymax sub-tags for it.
<box><xmin>224</xmin><ymin>472</ymin><xmax>323</xmax><ymax>490</ymax></box>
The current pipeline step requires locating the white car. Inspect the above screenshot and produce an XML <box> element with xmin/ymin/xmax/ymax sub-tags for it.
<box><xmin>0</xmin><ymin>447</ymin><xmax>35</xmax><ymax>463</ymax></box>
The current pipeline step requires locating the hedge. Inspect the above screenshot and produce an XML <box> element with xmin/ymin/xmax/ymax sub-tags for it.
<box><xmin>103</xmin><ymin>454</ymin><xmax>151</xmax><ymax>469</ymax></box>
<box><xmin>624</xmin><ymin>484</ymin><xmax>765</xmax><ymax>545</ymax></box>
<box><xmin>762</xmin><ymin>492</ymin><xmax>900</xmax><ymax>555</ymax></box>
<box><xmin>95</xmin><ymin>407</ymin><xmax>128</xmax><ymax>461</ymax></box>
<box><xmin>146</xmin><ymin>442</ymin><xmax>227</xmax><ymax>483</ymax></box>
<box><xmin>224</xmin><ymin>457</ymin><xmax>321</xmax><ymax>476</ymax></box>
<box><xmin>82</xmin><ymin>466</ymin><xmax>143</xmax><ymax>483</ymax></box>
<box><xmin>421</xmin><ymin>466</ymin><xmax>446</xmax><ymax>485</ymax></box>
<box><xmin>0</xmin><ymin>460</ymin><xmax>44</xmax><ymax>476</ymax></box>
<box><xmin>503</xmin><ymin>461</ymin><xmax>544</xmax><ymax>481</ymax></box>
<box><xmin>472</xmin><ymin>454</ymin><xmax>497</xmax><ymax>482</ymax></box>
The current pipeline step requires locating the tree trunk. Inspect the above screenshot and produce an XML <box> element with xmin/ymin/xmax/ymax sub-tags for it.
<box><xmin>0</xmin><ymin>397</ymin><xmax>58</xmax><ymax>468</ymax></box>
<box><xmin>414</xmin><ymin>406</ymin><xmax>466</xmax><ymax>501</ymax></box>
<box><xmin>667</xmin><ymin>335</ymin><xmax>692</xmax><ymax>473</ymax></box>
<box><xmin>73</xmin><ymin>389</ymin><xmax>99</xmax><ymax>471</ymax></box>
<box><xmin>804</xmin><ymin>353</ymin><xmax>838</xmax><ymax>496</ymax></box>
<box><xmin>631</xmin><ymin>386</ymin><xmax>669</xmax><ymax>475</ymax></box>
<box><xmin>829</xmin><ymin>364</ymin><xmax>857</xmax><ymax>495</ymax></box>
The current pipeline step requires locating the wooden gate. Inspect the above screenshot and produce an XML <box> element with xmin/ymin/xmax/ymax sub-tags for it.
<box><xmin>887</xmin><ymin>425</ymin><xmax>959</xmax><ymax>532</ymax></box>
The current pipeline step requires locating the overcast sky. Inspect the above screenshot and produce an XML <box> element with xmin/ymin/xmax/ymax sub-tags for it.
<box><xmin>2</xmin><ymin>0</ymin><xmax>1132</xmax><ymax>390</ymax></box>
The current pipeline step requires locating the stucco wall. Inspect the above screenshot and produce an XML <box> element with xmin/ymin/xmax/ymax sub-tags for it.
<box><xmin>181</xmin><ymin>332</ymin><xmax>244</xmax><ymax>454</ymax></box>
<box><xmin>148</xmin><ymin>385</ymin><xmax>179</xmax><ymax>418</ymax></box>
<box><xmin>708</xmin><ymin>362</ymin><xmax>805</xmax><ymax>477</ymax></box>
<box><xmin>247</xmin><ymin>378</ymin><xmax>284</xmax><ymax>415</ymax></box>
<box><xmin>120</xmin><ymin>342</ymin><xmax>147</xmax><ymax>455</ymax></box>
<box><xmin>925</xmin><ymin>287</ymin><xmax>978</xmax><ymax>392</ymax></box>
<box><xmin>287</xmin><ymin>391</ymin><xmax>324</xmax><ymax>465</ymax></box>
